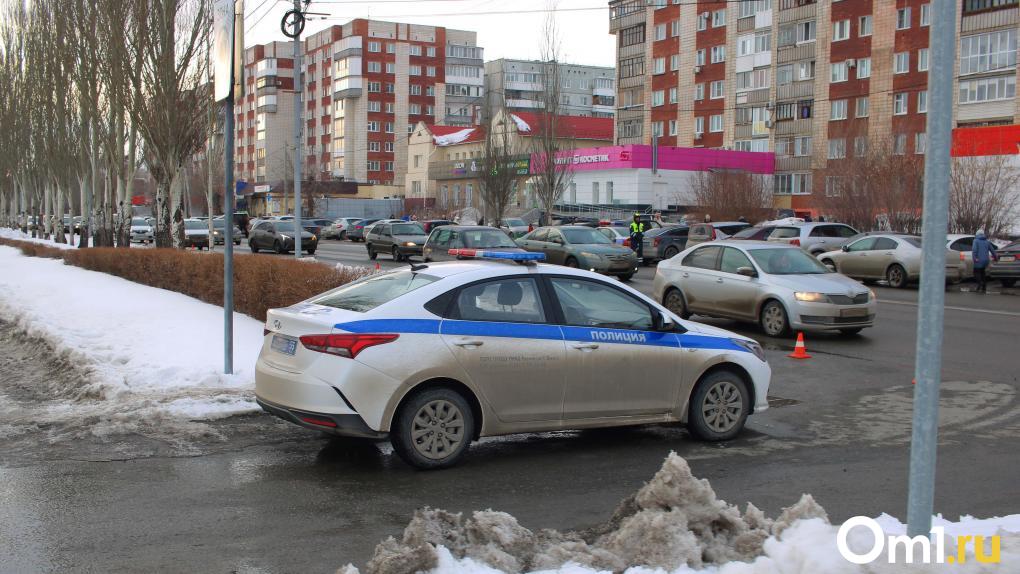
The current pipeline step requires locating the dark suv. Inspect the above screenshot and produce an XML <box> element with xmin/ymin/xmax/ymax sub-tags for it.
<box><xmin>641</xmin><ymin>226</ymin><xmax>690</xmax><ymax>262</ymax></box>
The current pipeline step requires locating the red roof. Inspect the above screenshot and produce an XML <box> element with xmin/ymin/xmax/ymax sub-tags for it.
<box><xmin>951</xmin><ymin>124</ymin><xmax>1020</xmax><ymax>157</ymax></box>
<box><xmin>427</xmin><ymin>124</ymin><xmax>486</xmax><ymax>145</ymax></box>
<box><xmin>510</xmin><ymin>112</ymin><xmax>614</xmax><ymax>141</ymax></box>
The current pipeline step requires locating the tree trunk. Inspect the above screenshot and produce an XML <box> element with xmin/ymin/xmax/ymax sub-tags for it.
<box><xmin>154</xmin><ymin>178</ymin><xmax>173</xmax><ymax>248</ymax></box>
<box><xmin>170</xmin><ymin>173</ymin><xmax>186</xmax><ymax>249</ymax></box>
<box><xmin>54</xmin><ymin>183</ymin><xmax>66</xmax><ymax>244</ymax></box>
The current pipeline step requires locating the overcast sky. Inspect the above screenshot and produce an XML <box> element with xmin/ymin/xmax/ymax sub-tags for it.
<box><xmin>245</xmin><ymin>0</ymin><xmax>617</xmax><ymax>68</ymax></box>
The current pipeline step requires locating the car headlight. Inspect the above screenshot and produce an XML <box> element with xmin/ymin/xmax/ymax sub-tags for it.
<box><xmin>794</xmin><ymin>292</ymin><xmax>827</xmax><ymax>303</ymax></box>
<box><xmin>311</xmin><ymin>235</ymin><xmax>317</xmax><ymax>241</ymax></box>
<box><xmin>404</xmin><ymin>241</ymin><xmax>417</xmax><ymax>247</ymax></box>
<box><xmin>579</xmin><ymin>251</ymin><xmax>603</xmax><ymax>261</ymax></box>
<box><xmin>280</xmin><ymin>235</ymin><xmax>290</xmax><ymax>240</ymax></box>
<box><xmin>213</xmin><ymin>231</ymin><xmax>220</xmax><ymax>235</ymax></box>
<box><xmin>868</xmin><ymin>288</ymin><xmax>877</xmax><ymax>302</ymax></box>
<box><xmin>732</xmin><ymin>338</ymin><xmax>766</xmax><ymax>362</ymax></box>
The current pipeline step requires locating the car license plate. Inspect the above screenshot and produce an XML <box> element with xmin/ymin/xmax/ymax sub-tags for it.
<box><xmin>1001</xmin><ymin>255</ymin><xmax>1016</xmax><ymax>262</ymax></box>
<box><xmin>841</xmin><ymin>308</ymin><xmax>868</xmax><ymax>318</ymax></box>
<box><xmin>271</xmin><ymin>335</ymin><xmax>297</xmax><ymax>355</ymax></box>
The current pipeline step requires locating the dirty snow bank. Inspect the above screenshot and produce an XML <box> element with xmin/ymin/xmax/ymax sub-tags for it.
<box><xmin>0</xmin><ymin>245</ymin><xmax>263</xmax><ymax>438</ymax></box>
<box><xmin>1</xmin><ymin>227</ymin><xmax>79</xmax><ymax>249</ymax></box>
<box><xmin>344</xmin><ymin>454</ymin><xmax>1020</xmax><ymax>574</ymax></box>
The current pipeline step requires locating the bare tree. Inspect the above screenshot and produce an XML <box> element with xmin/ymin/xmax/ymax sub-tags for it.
<box><xmin>529</xmin><ymin>7</ymin><xmax>573</xmax><ymax>226</ymax></box>
<box><xmin>690</xmin><ymin>170</ymin><xmax>774</xmax><ymax>223</ymax></box>
<box><xmin>478</xmin><ymin>105</ymin><xmax>517</xmax><ymax>226</ymax></box>
<box><xmin>950</xmin><ymin>155</ymin><xmax>1020</xmax><ymax>238</ymax></box>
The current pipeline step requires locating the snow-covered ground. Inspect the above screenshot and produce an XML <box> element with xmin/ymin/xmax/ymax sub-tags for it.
<box><xmin>0</xmin><ymin>227</ymin><xmax>80</xmax><ymax>249</ymax></box>
<box><xmin>349</xmin><ymin>454</ymin><xmax>1020</xmax><ymax>574</ymax></box>
<box><xmin>0</xmin><ymin>244</ymin><xmax>264</xmax><ymax>443</ymax></box>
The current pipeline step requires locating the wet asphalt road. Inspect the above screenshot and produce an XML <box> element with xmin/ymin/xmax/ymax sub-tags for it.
<box><xmin>1</xmin><ymin>242</ymin><xmax>1019</xmax><ymax>573</ymax></box>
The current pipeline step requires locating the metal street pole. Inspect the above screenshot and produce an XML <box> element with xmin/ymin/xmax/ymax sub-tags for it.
<box><xmin>224</xmin><ymin>95</ymin><xmax>235</xmax><ymax>375</ymax></box>
<box><xmin>906</xmin><ymin>0</ymin><xmax>955</xmax><ymax>537</ymax></box>
<box><xmin>292</xmin><ymin>0</ymin><xmax>303</xmax><ymax>257</ymax></box>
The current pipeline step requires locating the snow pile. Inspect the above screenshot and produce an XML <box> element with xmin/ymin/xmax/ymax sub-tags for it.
<box><xmin>344</xmin><ymin>453</ymin><xmax>1020</xmax><ymax>574</ymax></box>
<box><xmin>0</xmin><ymin>245</ymin><xmax>263</xmax><ymax>441</ymax></box>
<box><xmin>434</xmin><ymin>128</ymin><xmax>478</xmax><ymax>147</ymax></box>
<box><xmin>509</xmin><ymin>114</ymin><xmax>531</xmax><ymax>133</ymax></box>
<box><xmin>0</xmin><ymin>227</ymin><xmax>78</xmax><ymax>250</ymax></box>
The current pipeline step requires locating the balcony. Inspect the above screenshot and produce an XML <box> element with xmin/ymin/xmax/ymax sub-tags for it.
<box><xmin>506</xmin><ymin>99</ymin><xmax>545</xmax><ymax>109</ymax></box>
<box><xmin>333</xmin><ymin>77</ymin><xmax>363</xmax><ymax>99</ymax></box>
<box><xmin>594</xmin><ymin>85</ymin><xmax>615</xmax><ymax>98</ymax></box>
<box><xmin>592</xmin><ymin>104</ymin><xmax>615</xmax><ymax>115</ymax></box>
<box><xmin>609</xmin><ymin>0</ymin><xmax>645</xmax><ymax>33</ymax></box>
<box><xmin>774</xmin><ymin>118</ymin><xmax>813</xmax><ymax>136</ymax></box>
<box><xmin>778</xmin><ymin>80</ymin><xmax>815</xmax><ymax>100</ymax></box>
<box><xmin>506</xmin><ymin>80</ymin><xmax>544</xmax><ymax>92</ymax></box>
<box><xmin>333</xmin><ymin>36</ymin><xmax>363</xmax><ymax>60</ymax></box>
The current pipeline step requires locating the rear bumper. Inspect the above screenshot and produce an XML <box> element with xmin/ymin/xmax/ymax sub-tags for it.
<box><xmin>256</xmin><ymin>396</ymin><xmax>386</xmax><ymax>439</ymax></box>
<box><xmin>989</xmin><ymin>263</ymin><xmax>1020</xmax><ymax>279</ymax></box>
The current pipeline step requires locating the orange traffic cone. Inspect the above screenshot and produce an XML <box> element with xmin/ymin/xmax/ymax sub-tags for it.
<box><xmin>788</xmin><ymin>332</ymin><xmax>812</xmax><ymax>359</ymax></box>
<box><xmin>374</xmin><ymin>262</ymin><xmax>381</xmax><ymax>271</ymax></box>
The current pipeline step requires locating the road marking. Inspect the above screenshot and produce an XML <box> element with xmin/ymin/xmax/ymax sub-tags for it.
<box><xmin>879</xmin><ymin>298</ymin><xmax>1020</xmax><ymax>317</ymax></box>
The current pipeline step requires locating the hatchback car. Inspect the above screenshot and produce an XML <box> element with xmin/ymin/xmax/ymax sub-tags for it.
<box><xmin>366</xmin><ymin>222</ymin><xmax>429</xmax><ymax>262</ymax></box>
<box><xmin>654</xmin><ymin>241</ymin><xmax>876</xmax><ymax>337</ymax></box>
<box><xmin>642</xmin><ymin>225</ymin><xmax>691</xmax><ymax>262</ymax></box>
<box><xmin>211</xmin><ymin>218</ymin><xmax>243</xmax><ymax>245</ymax></box>
<box><xmin>248</xmin><ymin>220</ymin><xmax>318</xmax><ymax>255</ymax></box>
<box><xmin>989</xmin><ymin>240</ymin><xmax>1019</xmax><ymax>288</ymax></box>
<box><xmin>518</xmin><ymin>226</ymin><xmax>639</xmax><ymax>280</ymax></box>
<box><xmin>323</xmin><ymin>217</ymin><xmax>362</xmax><ymax>240</ymax></box>
<box><xmin>767</xmin><ymin>222</ymin><xmax>859</xmax><ymax>255</ymax></box>
<box><xmin>423</xmin><ymin>226</ymin><xmax>525</xmax><ymax>262</ymax></box>
<box><xmin>183</xmin><ymin>219</ymin><xmax>210</xmax><ymax>249</ymax></box>
<box><xmin>255</xmin><ymin>254</ymin><xmax>771</xmax><ymax>469</ymax></box>
<box><xmin>817</xmin><ymin>234</ymin><xmax>964</xmax><ymax>288</ymax></box>
<box><xmin>686</xmin><ymin>222</ymin><xmax>752</xmax><ymax>247</ymax></box>
<box><xmin>945</xmin><ymin>234</ymin><xmax>975</xmax><ymax>278</ymax></box>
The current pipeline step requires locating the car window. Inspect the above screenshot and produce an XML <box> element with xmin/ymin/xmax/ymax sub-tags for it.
<box><xmin>901</xmin><ymin>237</ymin><xmax>923</xmax><ymax>248</ymax></box>
<box><xmin>527</xmin><ymin>228</ymin><xmax>549</xmax><ymax>242</ymax></box>
<box><xmin>255</xmin><ymin>222</ymin><xmax>272</xmax><ymax>231</ymax></box>
<box><xmin>835</xmin><ymin>225</ymin><xmax>858</xmax><ymax>238</ymax></box>
<box><xmin>131</xmin><ymin>218</ymin><xmax>148</xmax><ymax>226</ymax></box>
<box><xmin>720</xmin><ymin>247</ymin><xmax>754</xmax><ymax>274</ymax></box>
<box><xmin>184</xmin><ymin>220</ymin><xmax>205</xmax><ymax>230</ymax></box>
<box><xmin>732</xmin><ymin>226</ymin><xmax>764</xmax><ymax>239</ymax></box>
<box><xmin>667</xmin><ymin>227</ymin><xmax>690</xmax><ymax>237</ymax></box>
<box><xmin>455</xmin><ymin>278</ymin><xmax>547</xmax><ymax>324</ymax></box>
<box><xmin>392</xmin><ymin>223</ymin><xmax>425</xmax><ymax>235</ymax></box>
<box><xmin>311</xmin><ymin>270</ymin><xmax>439</xmax><ymax>312</ymax></box>
<box><xmin>769</xmin><ymin>227</ymin><xmax>800</xmax><ymax>239</ymax></box>
<box><xmin>748</xmin><ymin>248</ymin><xmax>830</xmax><ymax>275</ymax></box>
<box><xmin>681</xmin><ymin>245</ymin><xmax>722</xmax><ymax>270</ymax></box>
<box><xmin>847</xmin><ymin>237</ymin><xmax>877</xmax><ymax>252</ymax></box>
<box><xmin>550</xmin><ymin>278</ymin><xmax>654</xmax><ymax>331</ymax></box>
<box><xmin>431</xmin><ymin>228</ymin><xmax>452</xmax><ymax>248</ymax></box>
<box><xmin>689</xmin><ymin>224</ymin><xmax>711</xmax><ymax>237</ymax></box>
<box><xmin>598</xmin><ymin>228</ymin><xmax>615</xmax><ymax>240</ymax></box>
<box><xmin>546</xmin><ymin>229</ymin><xmax>565</xmax><ymax>244</ymax></box>
<box><xmin>461</xmin><ymin>229</ymin><xmax>518</xmax><ymax>249</ymax></box>
<box><xmin>950</xmin><ymin>238</ymin><xmax>974</xmax><ymax>251</ymax></box>
<box><xmin>809</xmin><ymin>225</ymin><xmax>833</xmax><ymax>238</ymax></box>
<box><xmin>873</xmin><ymin>237</ymin><xmax>898</xmax><ymax>250</ymax></box>
<box><xmin>561</xmin><ymin>227</ymin><xmax>612</xmax><ymax>244</ymax></box>
<box><xmin>719</xmin><ymin>224</ymin><xmax>750</xmax><ymax>236</ymax></box>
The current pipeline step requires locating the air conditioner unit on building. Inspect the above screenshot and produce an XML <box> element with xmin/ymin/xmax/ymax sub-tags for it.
<box><xmin>846</xmin><ymin>59</ymin><xmax>856</xmax><ymax>68</ymax></box>
<box><xmin>694</xmin><ymin>66</ymin><xmax>702</xmax><ymax>74</ymax></box>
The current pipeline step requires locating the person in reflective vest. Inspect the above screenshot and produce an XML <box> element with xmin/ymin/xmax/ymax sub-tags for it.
<box><xmin>630</xmin><ymin>213</ymin><xmax>646</xmax><ymax>263</ymax></box>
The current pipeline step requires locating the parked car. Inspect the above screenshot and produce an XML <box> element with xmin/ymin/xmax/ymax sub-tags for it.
<box><xmin>347</xmin><ymin>218</ymin><xmax>381</xmax><ymax>242</ymax></box>
<box><xmin>362</xmin><ymin>218</ymin><xmax>403</xmax><ymax>239</ymax></box>
<box><xmin>498</xmin><ymin>217</ymin><xmax>530</xmax><ymax>238</ymax></box>
<box><xmin>766</xmin><ymin>222</ymin><xmax>860</xmax><ymax>255</ymax></box>
<box><xmin>366</xmin><ymin>222</ymin><xmax>429</xmax><ymax>262</ymax></box>
<box><xmin>517</xmin><ymin>226</ymin><xmax>639</xmax><ymax>281</ymax></box>
<box><xmin>129</xmin><ymin>217</ymin><xmax>154</xmax><ymax>244</ymax></box>
<box><xmin>729</xmin><ymin>226</ymin><xmax>778</xmax><ymax>241</ymax></box>
<box><xmin>211</xmin><ymin>218</ymin><xmax>243</xmax><ymax>245</ymax></box>
<box><xmin>685</xmin><ymin>222</ymin><xmax>752</xmax><ymax>247</ymax></box>
<box><xmin>945</xmin><ymin>234</ymin><xmax>976</xmax><ymax>278</ymax></box>
<box><xmin>301</xmin><ymin>218</ymin><xmax>335</xmax><ymax>238</ymax></box>
<box><xmin>248</xmin><ymin>220</ymin><xmax>318</xmax><ymax>255</ymax></box>
<box><xmin>423</xmin><ymin>225</ymin><xmax>527</xmax><ymax>262</ymax></box>
<box><xmin>816</xmin><ymin>234</ymin><xmax>964</xmax><ymax>288</ymax></box>
<box><xmin>642</xmin><ymin>225</ymin><xmax>691</xmax><ymax>263</ymax></box>
<box><xmin>653</xmin><ymin>241</ymin><xmax>877</xmax><ymax>337</ymax></box>
<box><xmin>988</xmin><ymin>239</ymin><xmax>1019</xmax><ymax>287</ymax></box>
<box><xmin>421</xmin><ymin>219</ymin><xmax>457</xmax><ymax>234</ymax></box>
<box><xmin>183</xmin><ymin>219</ymin><xmax>210</xmax><ymax>249</ymax></box>
<box><xmin>597</xmin><ymin>226</ymin><xmax>631</xmax><ymax>246</ymax></box>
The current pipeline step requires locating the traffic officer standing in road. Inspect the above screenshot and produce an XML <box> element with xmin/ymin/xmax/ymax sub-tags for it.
<box><xmin>630</xmin><ymin>213</ymin><xmax>646</xmax><ymax>264</ymax></box>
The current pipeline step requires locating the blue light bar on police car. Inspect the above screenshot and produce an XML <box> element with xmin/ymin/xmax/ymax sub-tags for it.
<box><xmin>447</xmin><ymin>249</ymin><xmax>546</xmax><ymax>261</ymax></box>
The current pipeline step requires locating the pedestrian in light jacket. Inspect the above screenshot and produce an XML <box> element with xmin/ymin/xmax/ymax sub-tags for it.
<box><xmin>972</xmin><ymin>230</ymin><xmax>998</xmax><ymax>293</ymax></box>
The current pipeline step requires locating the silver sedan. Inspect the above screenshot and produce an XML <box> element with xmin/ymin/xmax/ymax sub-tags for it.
<box><xmin>653</xmin><ymin>241</ymin><xmax>877</xmax><ymax>337</ymax></box>
<box><xmin>817</xmin><ymin>234</ymin><xmax>965</xmax><ymax>289</ymax></box>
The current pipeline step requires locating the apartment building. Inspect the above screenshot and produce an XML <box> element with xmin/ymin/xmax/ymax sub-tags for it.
<box><xmin>291</xmin><ymin>20</ymin><xmax>484</xmax><ymax>188</ymax></box>
<box><xmin>608</xmin><ymin>0</ymin><xmax>1020</xmax><ymax>216</ymax></box>
<box><xmin>234</xmin><ymin>41</ymin><xmax>297</xmax><ymax>191</ymax></box>
<box><xmin>484</xmin><ymin>59</ymin><xmax>617</xmax><ymax>118</ymax></box>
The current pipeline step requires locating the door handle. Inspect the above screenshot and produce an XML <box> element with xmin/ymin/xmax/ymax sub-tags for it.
<box><xmin>682</xmin><ymin>272</ymin><xmax>690</xmax><ymax>278</ymax></box>
<box><xmin>571</xmin><ymin>343</ymin><xmax>599</xmax><ymax>350</ymax></box>
<box><xmin>452</xmin><ymin>339</ymin><xmax>484</xmax><ymax>347</ymax></box>
<box><xmin>716</xmin><ymin>277</ymin><xmax>724</xmax><ymax>283</ymax></box>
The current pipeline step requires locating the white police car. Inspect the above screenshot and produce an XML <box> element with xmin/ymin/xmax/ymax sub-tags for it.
<box><xmin>255</xmin><ymin>250</ymin><xmax>771</xmax><ymax>469</ymax></box>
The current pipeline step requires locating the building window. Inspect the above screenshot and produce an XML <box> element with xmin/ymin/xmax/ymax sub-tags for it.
<box><xmin>669</xmin><ymin>87</ymin><xmax>678</xmax><ymax>103</ymax></box>
<box><xmin>918</xmin><ymin>49</ymin><xmax>929</xmax><ymax>72</ymax></box>
<box><xmin>712</xmin><ymin>9</ymin><xmax>726</xmax><ymax>27</ymax></box>
<box><xmin>385</xmin><ymin>161</ymin><xmax>394</xmax><ymax>172</ymax></box>
<box><xmin>386</xmin><ymin>43</ymin><xmax>395</xmax><ymax>54</ymax></box>
<box><xmin>386</xmin><ymin>102</ymin><xmax>394</xmax><ymax>113</ymax></box>
<box><xmin>830</xmin><ymin>99</ymin><xmax>847</xmax><ymax>120</ymax></box>
<box><xmin>409</xmin><ymin>45</ymin><xmax>422</xmax><ymax>56</ymax></box>
<box><xmin>855</xmin><ymin>136</ymin><xmax>867</xmax><ymax>157</ymax></box>
<box><xmin>897</xmin><ymin>7</ymin><xmax>911</xmax><ymax>30</ymax></box>
<box><xmin>368</xmin><ymin>41</ymin><xmax>381</xmax><ymax>52</ymax></box>
<box><xmin>831</xmin><ymin>61</ymin><xmax>848</xmax><ymax>83</ymax></box>
<box><xmin>367</xmin><ymin>61</ymin><xmax>381</xmax><ymax>73</ymax></box>
<box><xmin>920</xmin><ymin>4</ymin><xmax>930</xmax><ymax>26</ymax></box>
<box><xmin>368</xmin><ymin>101</ymin><xmax>381</xmax><ymax>112</ymax></box>
<box><xmin>794</xmin><ymin>136</ymin><xmax>812</xmax><ymax>157</ymax></box>
<box><xmin>894</xmin><ymin>134</ymin><xmax>907</xmax><ymax>155</ymax></box>
<box><xmin>797</xmin><ymin>20</ymin><xmax>816</xmax><ymax>43</ymax></box>
<box><xmin>825</xmin><ymin>176</ymin><xmax>845</xmax><ymax>197</ymax></box>
<box><xmin>695</xmin><ymin>83</ymin><xmax>705</xmax><ymax>101</ymax></box>
<box><xmin>368</xmin><ymin>141</ymin><xmax>380</xmax><ymax>152</ymax></box>
<box><xmin>799</xmin><ymin>99</ymin><xmax>814</xmax><ymax>119</ymax></box>
<box><xmin>656</xmin><ymin>23</ymin><xmax>667</xmax><ymax>41</ymax></box>
<box><xmin>671</xmin><ymin>20</ymin><xmax>680</xmax><ymax>37</ymax></box>
<box><xmin>915</xmin><ymin>133</ymin><xmax>926</xmax><ymax>154</ymax></box>
<box><xmin>652</xmin><ymin>90</ymin><xmax>665</xmax><ymax>106</ymax></box>
<box><xmin>711</xmin><ymin>45</ymin><xmax>726</xmax><ymax>63</ymax></box>
<box><xmin>918</xmin><ymin>90</ymin><xmax>928</xmax><ymax>113</ymax></box>
<box><xmin>694</xmin><ymin>117</ymin><xmax>705</xmax><ymax>136</ymax></box>
<box><xmin>367</xmin><ymin>121</ymin><xmax>379</xmax><ymax>132</ymax></box>
<box><xmin>427</xmin><ymin>66</ymin><xmax>436</xmax><ymax>77</ymax></box>
<box><xmin>960</xmin><ymin>30</ymin><xmax>1017</xmax><ymax>75</ymax></box>
<box><xmin>386</xmin><ymin>83</ymin><xmax>394</xmax><ymax>94</ymax></box>
<box><xmin>427</xmin><ymin>46</ymin><xmax>436</xmax><ymax>57</ymax></box>
<box><xmin>777</xmin><ymin>64</ymin><xmax>793</xmax><ymax>85</ymax></box>
<box><xmin>653</xmin><ymin>57</ymin><xmax>666</xmax><ymax>74</ymax></box>
<box><xmin>959</xmin><ymin>75</ymin><xmax>1017</xmax><ymax>103</ymax></box>
<box><xmin>669</xmin><ymin>119</ymin><xmax>678</xmax><ymax>136</ymax></box>
<box><xmin>828</xmin><ymin>138</ymin><xmax>846</xmax><ymax>159</ymax></box>
<box><xmin>385</xmin><ymin>142</ymin><xmax>394</xmax><ymax>152</ymax></box>
<box><xmin>410</xmin><ymin>103</ymin><xmax>421</xmax><ymax>115</ymax></box>
<box><xmin>894</xmin><ymin>52</ymin><xmax>910</xmax><ymax>74</ymax></box>
<box><xmin>410</xmin><ymin>84</ymin><xmax>421</xmax><ymax>95</ymax></box>
<box><xmin>775</xmin><ymin>102</ymin><xmax>796</xmax><ymax>120</ymax></box>
<box><xmin>894</xmin><ymin>93</ymin><xmax>908</xmax><ymax>115</ymax></box>
<box><xmin>859</xmin><ymin>15</ymin><xmax>872</xmax><ymax>37</ymax></box>
<box><xmin>385</xmin><ymin>122</ymin><xmax>394</xmax><ymax>133</ymax></box>
<box><xmin>697</xmin><ymin>12</ymin><xmax>708</xmax><ymax>31</ymax></box>
<box><xmin>856</xmin><ymin>97</ymin><xmax>869</xmax><ymax>118</ymax></box>
<box><xmin>736</xmin><ymin>68</ymin><xmax>770</xmax><ymax>91</ymax></box>
<box><xmin>856</xmin><ymin>57</ymin><xmax>871</xmax><ymax>79</ymax></box>
<box><xmin>669</xmin><ymin>54</ymin><xmax>680</xmax><ymax>71</ymax></box>
<box><xmin>652</xmin><ymin>121</ymin><xmax>664</xmax><ymax>137</ymax></box>
<box><xmin>367</xmin><ymin>160</ymin><xmax>380</xmax><ymax>171</ymax></box>
<box><xmin>426</xmin><ymin>85</ymin><xmax>435</xmax><ymax>96</ymax></box>
<box><xmin>620</xmin><ymin>25</ymin><xmax>645</xmax><ymax>47</ymax></box>
<box><xmin>696</xmin><ymin>49</ymin><xmax>706</xmax><ymax>66</ymax></box>
<box><xmin>774</xmin><ymin>173</ymin><xmax>812</xmax><ymax>195</ymax></box>
<box><xmin>386</xmin><ymin>62</ymin><xmax>395</xmax><ymax>74</ymax></box>
<box><xmin>409</xmin><ymin>65</ymin><xmax>421</xmax><ymax>76</ymax></box>
<box><xmin>619</xmin><ymin>57</ymin><xmax>646</xmax><ymax>77</ymax></box>
<box><xmin>709</xmin><ymin>114</ymin><xmax>724</xmax><ymax>132</ymax></box>
<box><xmin>367</xmin><ymin>81</ymin><xmax>381</xmax><ymax>92</ymax></box>
<box><xmin>606</xmin><ymin>181</ymin><xmax>614</xmax><ymax>204</ymax></box>
<box><xmin>710</xmin><ymin>80</ymin><xmax>725</xmax><ymax>99</ymax></box>
<box><xmin>833</xmin><ymin>20</ymin><xmax>850</xmax><ymax>42</ymax></box>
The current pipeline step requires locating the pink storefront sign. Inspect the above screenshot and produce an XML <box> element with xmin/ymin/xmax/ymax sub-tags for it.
<box><xmin>531</xmin><ymin>145</ymin><xmax>775</xmax><ymax>174</ymax></box>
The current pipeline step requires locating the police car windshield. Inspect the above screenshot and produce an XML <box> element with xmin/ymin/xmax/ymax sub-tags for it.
<box><xmin>311</xmin><ymin>270</ymin><xmax>439</xmax><ymax>312</ymax></box>
<box><xmin>461</xmin><ymin>229</ymin><xmax>518</xmax><ymax>248</ymax></box>
<box><xmin>561</xmin><ymin>227</ymin><xmax>612</xmax><ymax>244</ymax></box>
<box><xmin>749</xmin><ymin>248</ymin><xmax>830</xmax><ymax>275</ymax></box>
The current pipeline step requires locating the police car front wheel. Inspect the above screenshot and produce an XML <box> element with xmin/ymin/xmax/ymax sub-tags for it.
<box><xmin>687</xmin><ymin>370</ymin><xmax>750</xmax><ymax>441</ymax></box>
<box><xmin>391</xmin><ymin>387</ymin><xmax>476</xmax><ymax>470</ymax></box>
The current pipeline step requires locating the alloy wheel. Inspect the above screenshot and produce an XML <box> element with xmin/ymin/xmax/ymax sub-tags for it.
<box><xmin>762</xmin><ymin>302</ymin><xmax>787</xmax><ymax>337</ymax></box>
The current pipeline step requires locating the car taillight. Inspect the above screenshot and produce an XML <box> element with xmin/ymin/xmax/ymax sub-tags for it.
<box><xmin>710</xmin><ymin>228</ymin><xmax>717</xmax><ymax>239</ymax></box>
<box><xmin>654</xmin><ymin>238</ymin><xmax>662</xmax><ymax>247</ymax></box>
<box><xmin>299</xmin><ymin>333</ymin><xmax>399</xmax><ymax>358</ymax></box>
<box><xmin>623</xmin><ymin>238</ymin><xmax>630</xmax><ymax>247</ymax></box>
<box><xmin>791</xmin><ymin>238</ymin><xmax>801</xmax><ymax>246</ymax></box>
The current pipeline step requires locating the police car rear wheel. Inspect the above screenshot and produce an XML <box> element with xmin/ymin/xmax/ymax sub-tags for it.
<box><xmin>392</xmin><ymin>388</ymin><xmax>475</xmax><ymax>470</ymax></box>
<box><xmin>688</xmin><ymin>371</ymin><xmax>749</xmax><ymax>441</ymax></box>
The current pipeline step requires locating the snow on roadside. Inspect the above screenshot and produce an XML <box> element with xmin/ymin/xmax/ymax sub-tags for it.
<box><xmin>1</xmin><ymin>227</ymin><xmax>79</xmax><ymax>249</ymax></box>
<box><xmin>346</xmin><ymin>454</ymin><xmax>1020</xmax><ymax>574</ymax></box>
<box><xmin>0</xmin><ymin>245</ymin><xmax>264</xmax><ymax>442</ymax></box>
